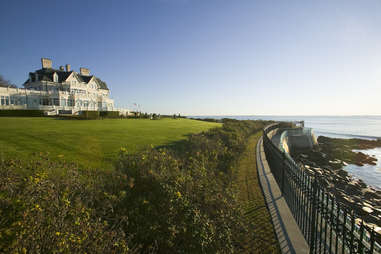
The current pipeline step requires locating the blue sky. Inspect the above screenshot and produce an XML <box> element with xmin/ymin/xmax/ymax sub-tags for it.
<box><xmin>1</xmin><ymin>0</ymin><xmax>381</xmax><ymax>115</ymax></box>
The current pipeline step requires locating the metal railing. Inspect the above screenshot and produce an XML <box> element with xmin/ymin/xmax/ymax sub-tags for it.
<box><xmin>263</xmin><ymin>123</ymin><xmax>381</xmax><ymax>254</ymax></box>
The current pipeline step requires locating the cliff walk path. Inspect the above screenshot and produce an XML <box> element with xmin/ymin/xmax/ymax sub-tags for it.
<box><xmin>256</xmin><ymin>136</ymin><xmax>309</xmax><ymax>254</ymax></box>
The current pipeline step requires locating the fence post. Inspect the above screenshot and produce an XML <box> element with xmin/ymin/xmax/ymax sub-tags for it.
<box><xmin>309</xmin><ymin>173</ymin><xmax>318</xmax><ymax>253</ymax></box>
<box><xmin>370</xmin><ymin>226</ymin><xmax>375</xmax><ymax>254</ymax></box>
<box><xmin>281</xmin><ymin>152</ymin><xmax>286</xmax><ymax>194</ymax></box>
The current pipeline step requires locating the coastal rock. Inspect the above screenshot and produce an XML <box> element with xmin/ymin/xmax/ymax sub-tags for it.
<box><xmin>364</xmin><ymin>190</ymin><xmax>379</xmax><ymax>200</ymax></box>
<box><xmin>345</xmin><ymin>184</ymin><xmax>362</xmax><ymax>196</ymax></box>
<box><xmin>363</xmin><ymin>202</ymin><xmax>373</xmax><ymax>207</ymax></box>
<box><xmin>343</xmin><ymin>196</ymin><xmax>355</xmax><ymax>203</ymax></box>
<box><xmin>357</xmin><ymin>180</ymin><xmax>367</xmax><ymax>189</ymax></box>
<box><xmin>320</xmin><ymin>178</ymin><xmax>331</xmax><ymax>188</ymax></box>
<box><xmin>362</xmin><ymin>206</ymin><xmax>373</xmax><ymax>213</ymax></box>
<box><xmin>292</xmin><ymin>135</ymin><xmax>381</xmax><ymax>232</ymax></box>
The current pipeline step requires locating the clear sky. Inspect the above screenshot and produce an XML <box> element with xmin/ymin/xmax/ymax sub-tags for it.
<box><xmin>1</xmin><ymin>0</ymin><xmax>381</xmax><ymax>115</ymax></box>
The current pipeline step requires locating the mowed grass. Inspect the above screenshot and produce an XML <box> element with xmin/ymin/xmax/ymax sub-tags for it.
<box><xmin>0</xmin><ymin>117</ymin><xmax>220</xmax><ymax>169</ymax></box>
<box><xmin>234</xmin><ymin>132</ymin><xmax>280</xmax><ymax>253</ymax></box>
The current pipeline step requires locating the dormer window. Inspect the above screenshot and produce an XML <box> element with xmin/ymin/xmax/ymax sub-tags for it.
<box><xmin>53</xmin><ymin>72</ymin><xmax>58</xmax><ymax>83</ymax></box>
<box><xmin>35</xmin><ymin>73</ymin><xmax>39</xmax><ymax>81</ymax></box>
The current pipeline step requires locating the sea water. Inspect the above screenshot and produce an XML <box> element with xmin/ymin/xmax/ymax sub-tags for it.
<box><xmin>191</xmin><ymin>115</ymin><xmax>381</xmax><ymax>189</ymax></box>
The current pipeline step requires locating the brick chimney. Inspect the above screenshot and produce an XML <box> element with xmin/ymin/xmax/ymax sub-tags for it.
<box><xmin>80</xmin><ymin>67</ymin><xmax>90</xmax><ymax>76</ymax></box>
<box><xmin>41</xmin><ymin>58</ymin><xmax>52</xmax><ymax>69</ymax></box>
<box><xmin>65</xmin><ymin>64</ymin><xmax>71</xmax><ymax>72</ymax></box>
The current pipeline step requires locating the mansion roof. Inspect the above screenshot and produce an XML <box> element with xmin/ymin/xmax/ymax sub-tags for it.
<box><xmin>24</xmin><ymin>68</ymin><xmax>109</xmax><ymax>90</ymax></box>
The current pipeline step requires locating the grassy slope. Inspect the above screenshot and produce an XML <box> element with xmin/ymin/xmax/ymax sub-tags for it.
<box><xmin>234</xmin><ymin>132</ymin><xmax>280</xmax><ymax>253</ymax></box>
<box><xmin>0</xmin><ymin>117</ymin><xmax>220</xmax><ymax>169</ymax></box>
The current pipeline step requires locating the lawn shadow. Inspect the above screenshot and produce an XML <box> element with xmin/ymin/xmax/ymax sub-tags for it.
<box><xmin>155</xmin><ymin>134</ymin><xmax>194</xmax><ymax>155</ymax></box>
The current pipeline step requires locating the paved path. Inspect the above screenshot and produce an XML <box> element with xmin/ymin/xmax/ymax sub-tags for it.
<box><xmin>256</xmin><ymin>136</ymin><xmax>309</xmax><ymax>254</ymax></box>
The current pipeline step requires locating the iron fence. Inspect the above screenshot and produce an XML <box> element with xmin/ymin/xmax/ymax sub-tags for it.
<box><xmin>263</xmin><ymin>123</ymin><xmax>381</xmax><ymax>254</ymax></box>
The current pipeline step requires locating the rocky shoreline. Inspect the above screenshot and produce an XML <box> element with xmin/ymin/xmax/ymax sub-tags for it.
<box><xmin>292</xmin><ymin>136</ymin><xmax>381</xmax><ymax>234</ymax></box>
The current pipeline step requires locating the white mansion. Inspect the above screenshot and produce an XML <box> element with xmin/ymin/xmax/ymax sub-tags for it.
<box><xmin>0</xmin><ymin>58</ymin><xmax>115</xmax><ymax>115</ymax></box>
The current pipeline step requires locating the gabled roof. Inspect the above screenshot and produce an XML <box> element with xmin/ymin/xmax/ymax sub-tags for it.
<box><xmin>24</xmin><ymin>68</ymin><xmax>109</xmax><ymax>90</ymax></box>
<box><xmin>94</xmin><ymin>77</ymin><xmax>109</xmax><ymax>90</ymax></box>
<box><xmin>80</xmin><ymin>75</ymin><xmax>92</xmax><ymax>83</ymax></box>
<box><xmin>77</xmin><ymin>74</ymin><xmax>109</xmax><ymax>90</ymax></box>
<box><xmin>67</xmin><ymin>72</ymin><xmax>84</xmax><ymax>83</ymax></box>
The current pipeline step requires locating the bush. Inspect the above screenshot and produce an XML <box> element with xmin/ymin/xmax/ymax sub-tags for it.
<box><xmin>117</xmin><ymin>148</ymin><xmax>243</xmax><ymax>253</ymax></box>
<box><xmin>0</xmin><ymin>157</ymin><xmax>137</xmax><ymax>253</ymax></box>
<box><xmin>115</xmin><ymin>119</ymin><xmax>268</xmax><ymax>252</ymax></box>
<box><xmin>0</xmin><ymin>110</ymin><xmax>45</xmax><ymax>117</ymax></box>
<box><xmin>100</xmin><ymin>111</ymin><xmax>120</xmax><ymax>118</ymax></box>
<box><xmin>80</xmin><ymin>111</ymin><xmax>100</xmax><ymax>119</ymax></box>
<box><xmin>0</xmin><ymin>119</ymin><xmax>269</xmax><ymax>253</ymax></box>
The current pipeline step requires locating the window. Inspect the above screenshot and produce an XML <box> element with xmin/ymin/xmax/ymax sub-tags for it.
<box><xmin>53</xmin><ymin>98</ymin><xmax>59</xmax><ymax>106</ymax></box>
<box><xmin>10</xmin><ymin>96</ymin><xmax>15</xmax><ymax>105</ymax></box>
<box><xmin>68</xmin><ymin>99</ymin><xmax>74</xmax><ymax>107</ymax></box>
<box><xmin>17</xmin><ymin>97</ymin><xmax>26</xmax><ymax>105</ymax></box>
<box><xmin>15</xmin><ymin>97</ymin><xmax>23</xmax><ymax>105</ymax></box>
<box><xmin>5</xmin><ymin>97</ymin><xmax>9</xmax><ymax>105</ymax></box>
<box><xmin>0</xmin><ymin>96</ymin><xmax>4</xmax><ymax>105</ymax></box>
<box><xmin>53</xmin><ymin>73</ymin><xmax>58</xmax><ymax>83</ymax></box>
<box><xmin>41</xmin><ymin>98</ymin><xmax>50</xmax><ymax>105</ymax></box>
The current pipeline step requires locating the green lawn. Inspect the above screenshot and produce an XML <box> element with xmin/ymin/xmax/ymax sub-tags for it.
<box><xmin>234</xmin><ymin>132</ymin><xmax>280</xmax><ymax>253</ymax></box>
<box><xmin>0</xmin><ymin>117</ymin><xmax>220</xmax><ymax>169</ymax></box>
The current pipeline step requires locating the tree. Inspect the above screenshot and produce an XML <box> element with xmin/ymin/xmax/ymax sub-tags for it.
<box><xmin>0</xmin><ymin>75</ymin><xmax>17</xmax><ymax>88</ymax></box>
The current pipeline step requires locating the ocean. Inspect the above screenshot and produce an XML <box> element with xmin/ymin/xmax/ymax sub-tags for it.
<box><xmin>191</xmin><ymin>115</ymin><xmax>381</xmax><ymax>189</ymax></box>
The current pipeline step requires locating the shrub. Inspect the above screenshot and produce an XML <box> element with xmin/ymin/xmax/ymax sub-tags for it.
<box><xmin>100</xmin><ymin>111</ymin><xmax>120</xmax><ymax>118</ymax></box>
<box><xmin>0</xmin><ymin>157</ymin><xmax>137</xmax><ymax>254</ymax></box>
<box><xmin>0</xmin><ymin>110</ymin><xmax>44</xmax><ymax>117</ymax></box>
<box><xmin>115</xmin><ymin>119</ymin><xmax>268</xmax><ymax>252</ymax></box>
<box><xmin>80</xmin><ymin>111</ymin><xmax>100</xmax><ymax>119</ymax></box>
<box><xmin>0</xmin><ymin>119</ymin><xmax>269</xmax><ymax>253</ymax></box>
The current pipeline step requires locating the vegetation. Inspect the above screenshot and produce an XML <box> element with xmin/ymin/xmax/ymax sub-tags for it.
<box><xmin>79</xmin><ymin>110</ymin><xmax>100</xmax><ymax>119</ymax></box>
<box><xmin>0</xmin><ymin>117</ymin><xmax>220</xmax><ymax>169</ymax></box>
<box><xmin>233</xmin><ymin>133</ymin><xmax>279</xmax><ymax>253</ymax></box>
<box><xmin>0</xmin><ymin>119</ymin><xmax>277</xmax><ymax>253</ymax></box>
<box><xmin>0</xmin><ymin>110</ymin><xmax>45</xmax><ymax>117</ymax></box>
<box><xmin>99</xmin><ymin>111</ymin><xmax>120</xmax><ymax>118</ymax></box>
<box><xmin>0</xmin><ymin>75</ymin><xmax>16</xmax><ymax>88</ymax></box>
